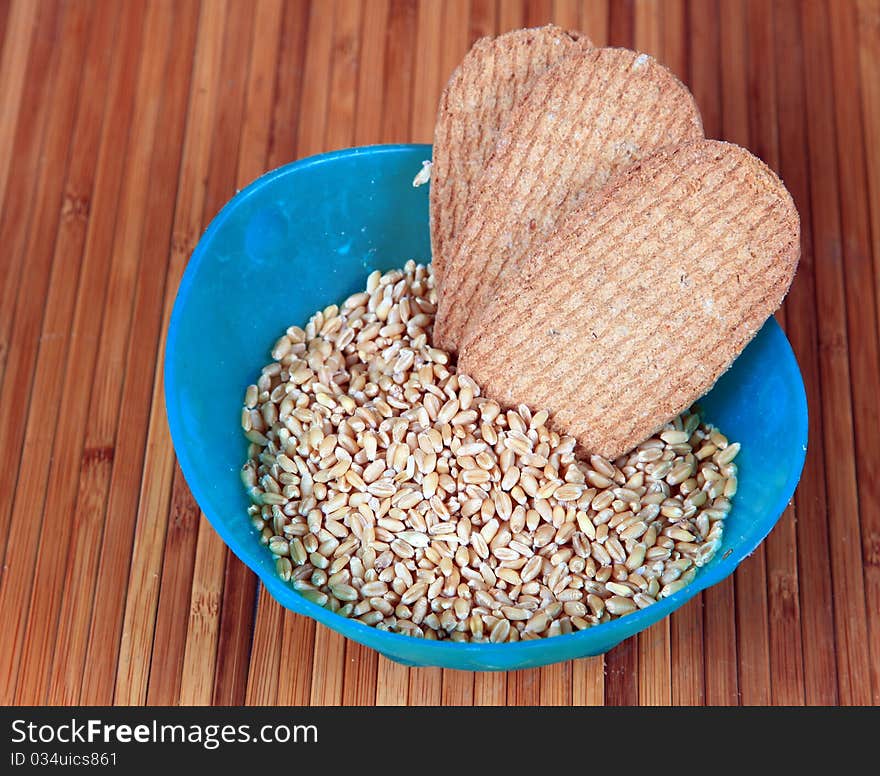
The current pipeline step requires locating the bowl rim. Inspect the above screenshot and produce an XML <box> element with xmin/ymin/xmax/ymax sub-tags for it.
<box><xmin>164</xmin><ymin>143</ymin><xmax>809</xmax><ymax>663</ymax></box>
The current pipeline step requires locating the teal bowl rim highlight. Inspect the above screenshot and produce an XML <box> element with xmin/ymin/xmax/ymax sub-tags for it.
<box><xmin>165</xmin><ymin>143</ymin><xmax>808</xmax><ymax>666</ymax></box>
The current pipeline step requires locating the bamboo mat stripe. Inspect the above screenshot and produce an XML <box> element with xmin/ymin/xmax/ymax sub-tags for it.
<box><xmin>0</xmin><ymin>0</ymin><xmax>878</xmax><ymax>707</ymax></box>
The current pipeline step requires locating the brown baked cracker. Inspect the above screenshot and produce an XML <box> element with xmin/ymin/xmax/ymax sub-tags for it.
<box><xmin>434</xmin><ymin>47</ymin><xmax>704</xmax><ymax>352</ymax></box>
<box><xmin>457</xmin><ymin>139</ymin><xmax>800</xmax><ymax>460</ymax></box>
<box><xmin>430</xmin><ymin>25</ymin><xmax>587</xmax><ymax>287</ymax></box>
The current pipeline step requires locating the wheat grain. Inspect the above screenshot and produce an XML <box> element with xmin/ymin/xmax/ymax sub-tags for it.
<box><xmin>241</xmin><ymin>262</ymin><xmax>738</xmax><ymax>642</ymax></box>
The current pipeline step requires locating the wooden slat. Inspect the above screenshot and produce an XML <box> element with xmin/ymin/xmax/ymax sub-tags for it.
<box><xmin>498</xmin><ymin>0</ymin><xmax>525</xmax><ymax>34</ymax></box>
<box><xmin>539</xmin><ymin>661</ymin><xmax>572</xmax><ymax>706</ymax></box>
<box><xmin>608</xmin><ymin>0</ymin><xmax>633</xmax><ymax>46</ymax></box>
<box><xmin>375</xmin><ymin>656</ymin><xmax>410</xmax><ymax>705</ymax></box>
<box><xmin>800</xmin><ymin>0</ymin><xmax>872</xmax><ymax>706</ymax></box>
<box><xmin>342</xmin><ymin>637</ymin><xmax>380</xmax><ymax>706</ymax></box>
<box><xmin>670</xmin><ymin>598</ymin><xmax>704</xmax><ymax>705</ymax></box>
<box><xmin>638</xmin><ymin>621</ymin><xmax>671</xmax><ymax>706</ymax></box>
<box><xmin>687</xmin><ymin>0</ymin><xmax>721</xmax><ymax>137</ymax></box>
<box><xmin>410</xmin><ymin>0</ymin><xmax>444</xmax><ymax>143</ymax></box>
<box><xmin>7</xmin><ymin>0</ymin><xmax>119</xmax><ymax>705</ymax></box>
<box><xmin>859</xmin><ymin>0</ymin><xmax>880</xmax><ymax>341</ymax></box>
<box><xmin>856</xmin><ymin>0</ymin><xmax>880</xmax><ymax>705</ymax></box>
<box><xmin>525</xmin><ymin>0</ymin><xmax>552</xmax><ymax>27</ymax></box>
<box><xmin>473</xmin><ymin>671</ymin><xmax>507</xmax><ymax>706</ymax></box>
<box><xmin>765</xmin><ymin>502</ymin><xmax>807</xmax><ymax>706</ymax></box>
<box><xmin>0</xmin><ymin>0</ymin><xmax>37</xmax><ymax>213</ymax></box>
<box><xmin>580</xmin><ymin>0</ymin><xmax>608</xmax><ymax>44</ymax></box>
<box><xmin>0</xmin><ymin>0</ymin><xmax>10</xmax><ymax>62</ymax></box>
<box><xmin>719</xmin><ymin>0</ymin><xmax>750</xmax><ymax>144</ymax></box>
<box><xmin>145</xmin><ymin>467</ymin><xmax>201</xmax><ymax>705</ymax></box>
<box><xmin>381</xmin><ymin>0</ymin><xmax>417</xmax><ymax>141</ymax></box>
<box><xmin>409</xmin><ymin>666</ymin><xmax>443</xmax><ymax>705</ymax></box>
<box><xmin>634</xmin><ymin>0</ymin><xmax>661</xmax><ymax>57</ymax></box>
<box><xmin>245</xmin><ymin>589</ymin><xmax>284</xmax><ymax>705</ymax></box>
<box><xmin>552</xmin><ymin>0</ymin><xmax>580</xmax><ymax>30</ymax></box>
<box><xmin>669</xmin><ymin>595</ymin><xmax>706</xmax><ymax>706</ymax></box>
<box><xmin>42</xmin><ymin>2</ymin><xmax>151</xmax><ymax>706</ymax></box>
<box><xmin>310</xmin><ymin>624</ymin><xmax>346</xmax><ymax>705</ymax></box>
<box><xmin>661</xmin><ymin>0</ymin><xmax>687</xmax><ymax>82</ymax></box>
<box><xmin>571</xmin><ymin>656</ymin><xmax>604</xmax><ymax>706</ymax></box>
<box><xmin>507</xmin><ymin>668</ymin><xmax>541</xmax><ymax>705</ymax></box>
<box><xmin>276</xmin><ymin>610</ymin><xmax>316</xmax><ymax>705</ymax></box>
<box><xmin>604</xmin><ymin>638</ymin><xmax>638</xmax><ymax>706</ymax></box>
<box><xmin>827</xmin><ymin>0</ymin><xmax>880</xmax><ymax>705</ymax></box>
<box><xmin>439</xmin><ymin>0</ymin><xmax>471</xmax><ymax>101</ymax></box>
<box><xmin>0</xmin><ymin>1</ymin><xmax>53</xmax><ymax>344</ymax></box>
<box><xmin>773</xmin><ymin>0</ymin><xmax>838</xmax><ymax>706</ymax></box>
<box><xmin>442</xmin><ymin>670</ymin><xmax>475</xmax><ymax>706</ymax></box>
<box><xmin>0</xmin><ymin>0</ymin><xmax>96</xmax><ymax>705</ymax></box>
<box><xmin>236</xmin><ymin>0</ymin><xmax>285</xmax><ymax>183</ymax></box>
<box><xmin>353</xmin><ymin>0</ymin><xmax>389</xmax><ymax>145</ymax></box>
<box><xmin>179</xmin><ymin>522</ymin><xmax>228</xmax><ymax>705</ymax></box>
<box><xmin>325</xmin><ymin>0</ymin><xmax>363</xmax><ymax>153</ymax></box>
<box><xmin>266</xmin><ymin>0</ymin><xmax>310</xmax><ymax>168</ymax></box>
<box><xmin>0</xmin><ymin>1</ymin><xmax>64</xmax><ymax>557</ymax></box>
<box><xmin>296</xmin><ymin>0</ymin><xmax>334</xmax><ymax>158</ymax></box>
<box><xmin>469</xmin><ymin>0</ymin><xmax>497</xmax><ymax>41</ymax></box>
<box><xmin>79</xmin><ymin>0</ymin><xmax>226</xmax><ymax>705</ymax></box>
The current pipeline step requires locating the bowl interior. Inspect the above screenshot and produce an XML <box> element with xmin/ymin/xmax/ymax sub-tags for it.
<box><xmin>165</xmin><ymin>144</ymin><xmax>807</xmax><ymax>671</ymax></box>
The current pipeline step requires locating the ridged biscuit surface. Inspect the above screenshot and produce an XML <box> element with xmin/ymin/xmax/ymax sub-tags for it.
<box><xmin>430</xmin><ymin>25</ymin><xmax>585</xmax><ymax>286</ymax></box>
<box><xmin>457</xmin><ymin>140</ymin><xmax>801</xmax><ymax>460</ymax></box>
<box><xmin>434</xmin><ymin>47</ymin><xmax>704</xmax><ymax>351</ymax></box>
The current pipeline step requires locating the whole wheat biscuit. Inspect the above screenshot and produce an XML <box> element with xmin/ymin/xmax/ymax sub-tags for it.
<box><xmin>434</xmin><ymin>47</ymin><xmax>704</xmax><ymax>352</ymax></box>
<box><xmin>457</xmin><ymin>139</ymin><xmax>801</xmax><ymax>460</ymax></box>
<box><xmin>430</xmin><ymin>25</ymin><xmax>586</xmax><ymax>286</ymax></box>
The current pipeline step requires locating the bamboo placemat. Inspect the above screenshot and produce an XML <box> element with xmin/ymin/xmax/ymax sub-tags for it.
<box><xmin>0</xmin><ymin>0</ymin><xmax>877</xmax><ymax>706</ymax></box>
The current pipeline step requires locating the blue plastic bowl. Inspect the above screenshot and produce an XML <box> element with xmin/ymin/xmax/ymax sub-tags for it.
<box><xmin>165</xmin><ymin>144</ymin><xmax>808</xmax><ymax>671</ymax></box>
